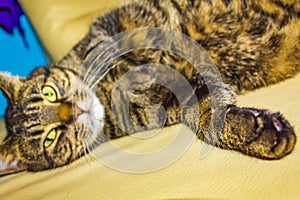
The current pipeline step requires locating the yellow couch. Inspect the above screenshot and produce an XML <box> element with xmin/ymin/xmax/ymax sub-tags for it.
<box><xmin>0</xmin><ymin>0</ymin><xmax>300</xmax><ymax>199</ymax></box>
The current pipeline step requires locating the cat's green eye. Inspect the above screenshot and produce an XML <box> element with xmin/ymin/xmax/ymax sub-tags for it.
<box><xmin>44</xmin><ymin>129</ymin><xmax>57</xmax><ymax>148</ymax></box>
<box><xmin>42</xmin><ymin>86</ymin><xmax>57</xmax><ymax>102</ymax></box>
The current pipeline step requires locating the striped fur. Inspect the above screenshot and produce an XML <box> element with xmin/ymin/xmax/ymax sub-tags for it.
<box><xmin>0</xmin><ymin>0</ymin><xmax>299</xmax><ymax>175</ymax></box>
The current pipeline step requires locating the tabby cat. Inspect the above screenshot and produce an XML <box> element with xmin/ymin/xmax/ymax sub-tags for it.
<box><xmin>0</xmin><ymin>0</ymin><xmax>299</xmax><ymax>176</ymax></box>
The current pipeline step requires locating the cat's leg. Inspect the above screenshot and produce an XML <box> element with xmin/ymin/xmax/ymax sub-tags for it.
<box><xmin>108</xmin><ymin>61</ymin><xmax>296</xmax><ymax>159</ymax></box>
<box><xmin>184</xmin><ymin>101</ymin><xmax>296</xmax><ymax>160</ymax></box>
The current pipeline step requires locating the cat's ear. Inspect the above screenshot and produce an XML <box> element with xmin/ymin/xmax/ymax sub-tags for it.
<box><xmin>0</xmin><ymin>72</ymin><xmax>25</xmax><ymax>102</ymax></box>
<box><xmin>0</xmin><ymin>137</ymin><xmax>27</xmax><ymax>176</ymax></box>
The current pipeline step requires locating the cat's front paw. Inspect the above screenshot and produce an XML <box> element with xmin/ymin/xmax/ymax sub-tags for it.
<box><xmin>223</xmin><ymin>106</ymin><xmax>296</xmax><ymax>160</ymax></box>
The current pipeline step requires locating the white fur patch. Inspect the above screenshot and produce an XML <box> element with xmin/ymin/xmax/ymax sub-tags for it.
<box><xmin>77</xmin><ymin>92</ymin><xmax>105</xmax><ymax>142</ymax></box>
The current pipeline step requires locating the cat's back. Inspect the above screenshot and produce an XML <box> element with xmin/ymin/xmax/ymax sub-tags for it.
<box><xmin>114</xmin><ymin>0</ymin><xmax>300</xmax><ymax>91</ymax></box>
<box><xmin>66</xmin><ymin>0</ymin><xmax>299</xmax><ymax>91</ymax></box>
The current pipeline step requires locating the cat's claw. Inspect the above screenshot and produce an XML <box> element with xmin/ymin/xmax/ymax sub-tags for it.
<box><xmin>272</xmin><ymin>116</ymin><xmax>283</xmax><ymax>132</ymax></box>
<box><xmin>224</xmin><ymin>106</ymin><xmax>296</xmax><ymax>160</ymax></box>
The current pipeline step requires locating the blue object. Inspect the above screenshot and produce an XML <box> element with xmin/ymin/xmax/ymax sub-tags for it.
<box><xmin>0</xmin><ymin>0</ymin><xmax>23</xmax><ymax>34</ymax></box>
<box><xmin>0</xmin><ymin>15</ymin><xmax>48</xmax><ymax>116</ymax></box>
<box><xmin>0</xmin><ymin>0</ymin><xmax>28</xmax><ymax>46</ymax></box>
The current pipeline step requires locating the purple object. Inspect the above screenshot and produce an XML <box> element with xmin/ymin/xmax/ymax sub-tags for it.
<box><xmin>0</xmin><ymin>0</ymin><xmax>27</xmax><ymax>46</ymax></box>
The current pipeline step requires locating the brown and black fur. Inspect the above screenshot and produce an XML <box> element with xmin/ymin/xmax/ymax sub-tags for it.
<box><xmin>0</xmin><ymin>0</ymin><xmax>299</xmax><ymax>176</ymax></box>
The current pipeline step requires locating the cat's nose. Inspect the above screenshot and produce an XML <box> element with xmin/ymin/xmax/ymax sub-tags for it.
<box><xmin>59</xmin><ymin>103</ymin><xmax>84</xmax><ymax>122</ymax></box>
<box><xmin>72</xmin><ymin>104</ymin><xmax>84</xmax><ymax>120</ymax></box>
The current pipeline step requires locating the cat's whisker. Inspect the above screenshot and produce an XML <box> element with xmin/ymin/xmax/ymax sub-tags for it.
<box><xmin>81</xmin><ymin>45</ymin><xmax>111</xmax><ymax>83</ymax></box>
<box><xmin>3</xmin><ymin>136</ymin><xmax>38</xmax><ymax>163</ymax></box>
<box><xmin>87</xmin><ymin>67</ymin><xmax>111</xmax><ymax>90</ymax></box>
<box><xmin>84</xmin><ymin>60</ymin><xmax>112</xmax><ymax>88</ymax></box>
<box><xmin>81</xmin><ymin>139</ymin><xmax>93</xmax><ymax>165</ymax></box>
<box><xmin>71</xmin><ymin>78</ymin><xmax>86</xmax><ymax>99</ymax></box>
<box><xmin>85</xmin><ymin>59</ymin><xmax>124</xmax><ymax>91</ymax></box>
<box><xmin>82</xmin><ymin>53</ymin><xmax>110</xmax><ymax>85</ymax></box>
<box><xmin>82</xmin><ymin>34</ymin><xmax>131</xmax><ymax>88</ymax></box>
<box><xmin>76</xmin><ymin>119</ymin><xmax>98</xmax><ymax>164</ymax></box>
<box><xmin>83</xmin><ymin>138</ymin><xmax>98</xmax><ymax>163</ymax></box>
<box><xmin>82</xmin><ymin>36</ymin><xmax>126</xmax><ymax>85</ymax></box>
<box><xmin>76</xmin><ymin>124</ymin><xmax>90</xmax><ymax>163</ymax></box>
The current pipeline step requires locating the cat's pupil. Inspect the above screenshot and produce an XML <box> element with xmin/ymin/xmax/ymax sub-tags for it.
<box><xmin>45</xmin><ymin>138</ymin><xmax>53</xmax><ymax>143</ymax></box>
<box><xmin>44</xmin><ymin>129</ymin><xmax>57</xmax><ymax>148</ymax></box>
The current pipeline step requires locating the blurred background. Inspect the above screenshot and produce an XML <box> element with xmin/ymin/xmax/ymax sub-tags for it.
<box><xmin>0</xmin><ymin>0</ymin><xmax>47</xmax><ymax>116</ymax></box>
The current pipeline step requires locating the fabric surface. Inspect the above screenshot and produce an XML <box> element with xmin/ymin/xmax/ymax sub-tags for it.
<box><xmin>0</xmin><ymin>0</ymin><xmax>299</xmax><ymax>199</ymax></box>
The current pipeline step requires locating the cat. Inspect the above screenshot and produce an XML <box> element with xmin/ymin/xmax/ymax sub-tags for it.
<box><xmin>0</xmin><ymin>0</ymin><xmax>299</xmax><ymax>176</ymax></box>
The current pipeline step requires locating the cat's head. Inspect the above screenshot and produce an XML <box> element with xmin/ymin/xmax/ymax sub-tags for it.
<box><xmin>0</xmin><ymin>66</ymin><xmax>105</xmax><ymax>176</ymax></box>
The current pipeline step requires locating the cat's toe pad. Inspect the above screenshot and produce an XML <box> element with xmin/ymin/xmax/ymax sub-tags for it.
<box><xmin>225</xmin><ymin>106</ymin><xmax>296</xmax><ymax>160</ymax></box>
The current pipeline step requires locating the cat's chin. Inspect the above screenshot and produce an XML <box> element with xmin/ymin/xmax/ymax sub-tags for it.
<box><xmin>88</xmin><ymin>96</ymin><xmax>105</xmax><ymax>128</ymax></box>
<box><xmin>77</xmin><ymin>94</ymin><xmax>105</xmax><ymax>140</ymax></box>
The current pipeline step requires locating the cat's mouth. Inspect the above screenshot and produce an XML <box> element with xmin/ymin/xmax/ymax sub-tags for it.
<box><xmin>72</xmin><ymin>104</ymin><xmax>85</xmax><ymax>120</ymax></box>
<box><xmin>76</xmin><ymin>95</ymin><xmax>105</xmax><ymax>135</ymax></box>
